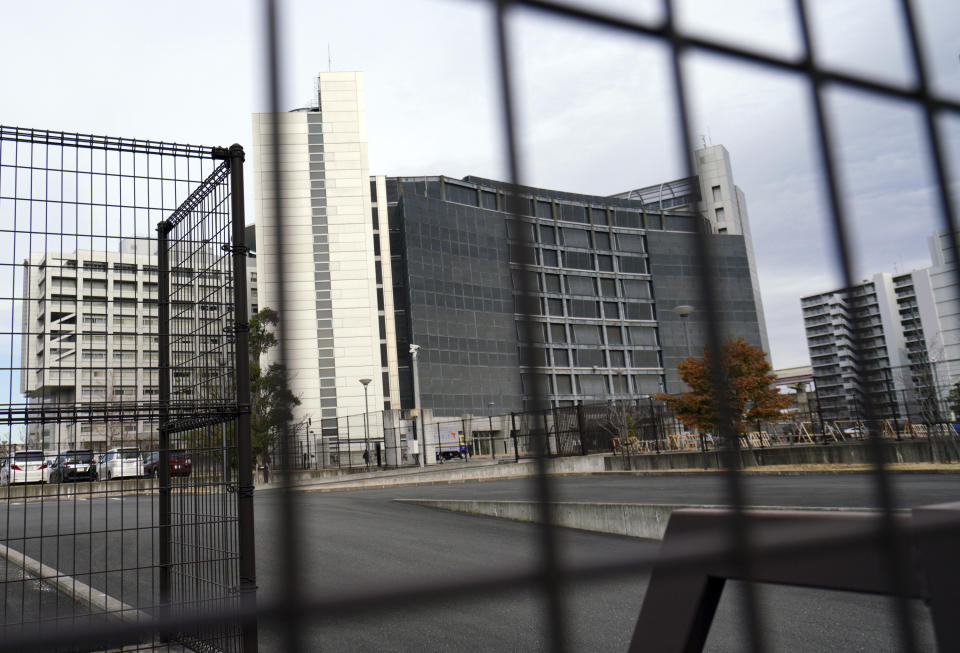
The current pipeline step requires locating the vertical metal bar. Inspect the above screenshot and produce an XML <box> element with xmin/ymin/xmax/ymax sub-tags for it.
<box><xmin>262</xmin><ymin>1</ymin><xmax>302</xmax><ymax>650</ymax></box>
<box><xmin>661</xmin><ymin>0</ymin><xmax>766</xmax><ymax>649</ymax></box>
<box><xmin>792</xmin><ymin>1</ymin><xmax>918</xmax><ymax>648</ymax></box>
<box><xmin>157</xmin><ymin>220</ymin><xmax>172</xmax><ymax>640</ymax></box>
<box><xmin>229</xmin><ymin>145</ymin><xmax>259</xmax><ymax>653</ymax></box>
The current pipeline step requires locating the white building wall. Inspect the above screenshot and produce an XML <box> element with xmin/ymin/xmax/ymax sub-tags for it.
<box><xmin>252</xmin><ymin>72</ymin><xmax>382</xmax><ymax>433</ymax></box>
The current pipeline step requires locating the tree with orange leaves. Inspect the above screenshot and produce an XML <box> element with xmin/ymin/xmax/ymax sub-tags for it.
<box><xmin>655</xmin><ymin>338</ymin><xmax>790</xmax><ymax>438</ymax></box>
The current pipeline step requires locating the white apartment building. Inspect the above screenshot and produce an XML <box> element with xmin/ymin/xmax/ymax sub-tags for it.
<box><xmin>252</xmin><ymin>71</ymin><xmax>384</xmax><ymax>443</ymax></box>
<box><xmin>21</xmin><ymin>241</ymin><xmax>257</xmax><ymax>452</ymax></box>
<box><xmin>802</xmin><ymin>267</ymin><xmax>949</xmax><ymax>422</ymax></box>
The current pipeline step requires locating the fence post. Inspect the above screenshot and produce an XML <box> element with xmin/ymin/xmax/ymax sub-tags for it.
<box><xmin>156</xmin><ymin>219</ymin><xmax>172</xmax><ymax>641</ymax></box>
<box><xmin>511</xmin><ymin>412</ymin><xmax>519</xmax><ymax>462</ymax></box>
<box><xmin>576</xmin><ymin>404</ymin><xmax>587</xmax><ymax>456</ymax></box>
<box><xmin>228</xmin><ymin>145</ymin><xmax>259</xmax><ymax>653</ymax></box>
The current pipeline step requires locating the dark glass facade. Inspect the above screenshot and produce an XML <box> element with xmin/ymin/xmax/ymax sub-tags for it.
<box><xmin>375</xmin><ymin>175</ymin><xmax>763</xmax><ymax>415</ymax></box>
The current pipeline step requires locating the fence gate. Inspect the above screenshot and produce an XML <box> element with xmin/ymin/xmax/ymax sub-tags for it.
<box><xmin>0</xmin><ymin>127</ymin><xmax>255</xmax><ymax>652</ymax></box>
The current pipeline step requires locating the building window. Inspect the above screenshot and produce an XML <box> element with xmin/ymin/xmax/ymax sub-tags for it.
<box><xmin>600</xmin><ymin>278</ymin><xmax>617</xmax><ymax>297</ymax></box>
<box><xmin>579</xmin><ymin>374</ymin><xmax>606</xmax><ymax>395</ymax></box>
<box><xmin>564</xmin><ymin>251</ymin><xmax>592</xmax><ymax>270</ymax></box>
<box><xmin>555</xmin><ymin>375</ymin><xmax>573</xmax><ymax>394</ymax></box>
<box><xmin>606</xmin><ymin>326</ymin><xmax>623</xmax><ymax>345</ymax></box>
<box><xmin>536</xmin><ymin>200</ymin><xmax>553</xmax><ymax>219</ymax></box>
<box><xmin>559</xmin><ymin>203</ymin><xmax>587</xmax><ymax>223</ymax></box>
<box><xmin>602</xmin><ymin>302</ymin><xmax>619</xmax><ymax>319</ymax></box>
<box><xmin>597</xmin><ymin>255</ymin><xmax>614</xmax><ymax>272</ymax></box>
<box><xmin>568</xmin><ymin>299</ymin><xmax>599</xmax><ymax>318</ymax></box>
<box><xmin>552</xmin><ymin>349</ymin><xmax>569</xmax><ymax>367</ymax></box>
<box><xmin>622</xmin><ymin>279</ymin><xmax>651</xmax><ymax>299</ymax></box>
<box><xmin>718</xmin><ymin>227</ymin><xmax>728</xmax><ymax>234</ymax></box>
<box><xmin>591</xmin><ymin>207</ymin><xmax>607</xmax><ymax>225</ymax></box>
<box><xmin>593</xmin><ymin>231</ymin><xmax>611</xmax><ymax>250</ymax></box>
<box><xmin>571</xmin><ymin>324</ymin><xmax>602</xmax><ymax>345</ymax></box>
<box><xmin>618</xmin><ymin>256</ymin><xmax>647</xmax><ymax>274</ymax></box>
<box><xmin>617</xmin><ymin>233</ymin><xmax>645</xmax><ymax>253</ymax></box>
<box><xmin>624</xmin><ymin>303</ymin><xmax>654</xmax><ymax>321</ymax></box>
<box><xmin>543</xmin><ymin>274</ymin><xmax>561</xmax><ymax>292</ymax></box>
<box><xmin>715</xmin><ymin>207</ymin><xmax>725</xmax><ymax>221</ymax></box>
<box><xmin>574</xmin><ymin>348</ymin><xmax>604</xmax><ymax>367</ymax></box>
<box><xmin>561</xmin><ymin>228</ymin><xmax>590</xmax><ymax>248</ymax></box>
<box><xmin>541</xmin><ymin>249</ymin><xmax>559</xmax><ymax>267</ymax></box>
<box><xmin>566</xmin><ymin>275</ymin><xmax>595</xmax><ymax>296</ymax></box>
<box><xmin>712</xmin><ymin>185</ymin><xmax>722</xmax><ymax>202</ymax></box>
<box><xmin>550</xmin><ymin>323</ymin><xmax>567</xmax><ymax>343</ymax></box>
<box><xmin>539</xmin><ymin>225</ymin><xmax>556</xmax><ymax>245</ymax></box>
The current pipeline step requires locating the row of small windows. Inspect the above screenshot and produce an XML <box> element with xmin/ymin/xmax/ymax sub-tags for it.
<box><xmin>512</xmin><ymin>271</ymin><xmax>652</xmax><ymax>299</ymax></box>
<box><xmin>522</xmin><ymin>373</ymin><xmax>664</xmax><ymax>397</ymax></box>
<box><xmin>440</xmin><ymin>181</ymin><xmax>700</xmax><ymax>232</ymax></box>
<box><xmin>519</xmin><ymin>347</ymin><xmax>661</xmax><ymax>368</ymax></box>
<box><xmin>507</xmin><ymin>223</ymin><xmax>646</xmax><ymax>253</ymax></box>
<box><xmin>524</xmin><ymin>322</ymin><xmax>659</xmax><ymax>347</ymax></box>
<box><xmin>510</xmin><ymin>247</ymin><xmax>648</xmax><ymax>274</ymax></box>
<box><xmin>519</xmin><ymin>297</ymin><xmax>655</xmax><ymax>321</ymax></box>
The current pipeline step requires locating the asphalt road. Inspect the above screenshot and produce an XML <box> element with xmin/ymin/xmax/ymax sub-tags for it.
<box><xmin>0</xmin><ymin>472</ymin><xmax>954</xmax><ymax>651</ymax></box>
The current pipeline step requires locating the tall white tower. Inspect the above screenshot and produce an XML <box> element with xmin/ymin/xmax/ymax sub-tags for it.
<box><xmin>252</xmin><ymin>71</ymin><xmax>382</xmax><ymax>442</ymax></box>
<box><xmin>694</xmin><ymin>144</ymin><xmax>770</xmax><ymax>355</ymax></box>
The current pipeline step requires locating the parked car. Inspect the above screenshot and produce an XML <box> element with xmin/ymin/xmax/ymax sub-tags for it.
<box><xmin>1</xmin><ymin>450</ymin><xmax>49</xmax><ymax>485</ymax></box>
<box><xmin>143</xmin><ymin>450</ymin><xmax>192</xmax><ymax>478</ymax></box>
<box><xmin>49</xmin><ymin>450</ymin><xmax>98</xmax><ymax>483</ymax></box>
<box><xmin>100</xmin><ymin>448</ymin><xmax>143</xmax><ymax>480</ymax></box>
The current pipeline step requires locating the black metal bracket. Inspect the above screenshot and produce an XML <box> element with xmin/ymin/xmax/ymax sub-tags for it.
<box><xmin>221</xmin><ymin>243</ymin><xmax>250</xmax><ymax>255</ymax></box>
<box><xmin>224</xmin><ymin>323</ymin><xmax>249</xmax><ymax>334</ymax></box>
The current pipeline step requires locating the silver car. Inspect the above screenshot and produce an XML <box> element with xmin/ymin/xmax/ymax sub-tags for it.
<box><xmin>100</xmin><ymin>448</ymin><xmax>143</xmax><ymax>480</ymax></box>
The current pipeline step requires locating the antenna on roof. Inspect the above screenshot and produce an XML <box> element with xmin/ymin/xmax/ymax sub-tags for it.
<box><xmin>700</xmin><ymin>134</ymin><xmax>707</xmax><ymax>149</ymax></box>
<box><xmin>328</xmin><ymin>44</ymin><xmax>332</xmax><ymax>72</ymax></box>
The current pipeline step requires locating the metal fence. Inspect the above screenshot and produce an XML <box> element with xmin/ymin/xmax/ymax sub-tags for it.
<box><xmin>3</xmin><ymin>0</ymin><xmax>960</xmax><ymax>652</ymax></box>
<box><xmin>0</xmin><ymin>127</ymin><xmax>253</xmax><ymax>651</ymax></box>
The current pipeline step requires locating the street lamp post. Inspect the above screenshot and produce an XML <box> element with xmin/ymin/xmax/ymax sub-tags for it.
<box><xmin>672</xmin><ymin>304</ymin><xmax>707</xmax><ymax>469</ymax></box>
<box><xmin>360</xmin><ymin>378</ymin><xmax>372</xmax><ymax>468</ymax></box>
<box><xmin>410</xmin><ymin>344</ymin><xmax>424</xmax><ymax>468</ymax></box>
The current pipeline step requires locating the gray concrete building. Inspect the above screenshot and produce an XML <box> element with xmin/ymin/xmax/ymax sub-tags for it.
<box><xmin>374</xmin><ymin>175</ymin><xmax>764</xmax><ymax>414</ymax></box>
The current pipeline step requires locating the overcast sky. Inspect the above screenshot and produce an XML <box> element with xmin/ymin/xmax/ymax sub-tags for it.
<box><xmin>1</xmin><ymin>0</ymin><xmax>958</xmax><ymax>370</ymax></box>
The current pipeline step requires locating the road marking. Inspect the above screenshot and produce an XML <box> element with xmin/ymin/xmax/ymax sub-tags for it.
<box><xmin>0</xmin><ymin>543</ymin><xmax>148</xmax><ymax>623</ymax></box>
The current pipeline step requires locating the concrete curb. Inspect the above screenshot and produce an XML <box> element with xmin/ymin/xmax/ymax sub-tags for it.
<box><xmin>0</xmin><ymin>544</ymin><xmax>148</xmax><ymax>623</ymax></box>
<box><xmin>395</xmin><ymin>499</ymin><xmax>892</xmax><ymax>540</ymax></box>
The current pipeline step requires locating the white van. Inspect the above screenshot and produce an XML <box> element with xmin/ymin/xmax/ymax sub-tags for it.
<box><xmin>1</xmin><ymin>450</ymin><xmax>49</xmax><ymax>484</ymax></box>
<box><xmin>101</xmin><ymin>448</ymin><xmax>143</xmax><ymax>480</ymax></box>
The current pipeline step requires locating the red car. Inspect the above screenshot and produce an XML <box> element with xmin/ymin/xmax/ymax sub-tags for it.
<box><xmin>143</xmin><ymin>450</ymin><xmax>192</xmax><ymax>478</ymax></box>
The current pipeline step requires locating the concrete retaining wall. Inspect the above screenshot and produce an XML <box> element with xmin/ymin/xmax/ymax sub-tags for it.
<box><xmin>0</xmin><ymin>478</ymin><xmax>153</xmax><ymax>500</ymax></box>
<box><xmin>606</xmin><ymin>438</ymin><xmax>960</xmax><ymax>471</ymax></box>
<box><xmin>296</xmin><ymin>456</ymin><xmax>607</xmax><ymax>491</ymax></box>
<box><xmin>396</xmin><ymin>499</ymin><xmax>887</xmax><ymax>540</ymax></box>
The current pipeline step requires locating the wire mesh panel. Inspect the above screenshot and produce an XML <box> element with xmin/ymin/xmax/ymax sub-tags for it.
<box><xmin>0</xmin><ymin>127</ymin><xmax>253</xmax><ymax>651</ymax></box>
<box><xmin>158</xmin><ymin>151</ymin><xmax>250</xmax><ymax>651</ymax></box>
